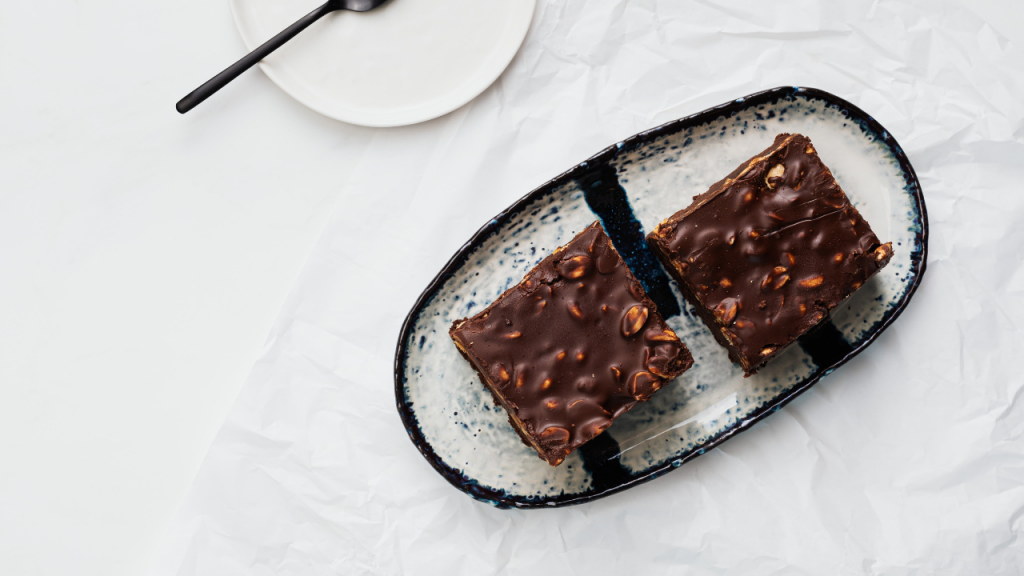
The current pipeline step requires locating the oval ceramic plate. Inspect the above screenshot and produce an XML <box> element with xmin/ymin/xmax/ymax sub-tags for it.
<box><xmin>395</xmin><ymin>87</ymin><xmax>928</xmax><ymax>508</ymax></box>
<box><xmin>230</xmin><ymin>0</ymin><xmax>535</xmax><ymax>127</ymax></box>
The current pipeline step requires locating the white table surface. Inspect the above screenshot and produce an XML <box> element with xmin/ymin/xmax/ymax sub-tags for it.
<box><xmin>2</xmin><ymin>1</ymin><xmax>1023</xmax><ymax>575</ymax></box>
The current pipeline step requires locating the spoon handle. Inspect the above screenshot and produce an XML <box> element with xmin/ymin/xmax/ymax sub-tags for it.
<box><xmin>177</xmin><ymin>1</ymin><xmax>334</xmax><ymax>114</ymax></box>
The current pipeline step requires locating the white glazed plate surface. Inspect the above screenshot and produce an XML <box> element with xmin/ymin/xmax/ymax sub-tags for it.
<box><xmin>395</xmin><ymin>87</ymin><xmax>928</xmax><ymax>508</ymax></box>
<box><xmin>230</xmin><ymin>0</ymin><xmax>536</xmax><ymax>126</ymax></box>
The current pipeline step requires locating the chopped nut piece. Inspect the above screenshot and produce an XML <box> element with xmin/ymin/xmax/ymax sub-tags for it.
<box><xmin>875</xmin><ymin>245</ymin><xmax>892</xmax><ymax>261</ymax></box>
<box><xmin>558</xmin><ymin>255</ymin><xmax>592</xmax><ymax>279</ymax></box>
<box><xmin>800</xmin><ymin>276</ymin><xmax>824</xmax><ymax>288</ymax></box>
<box><xmin>715</xmin><ymin>298</ymin><xmax>740</xmax><ymax>325</ymax></box>
<box><xmin>629</xmin><ymin>371</ymin><xmax>659</xmax><ymax>397</ymax></box>
<box><xmin>621</xmin><ymin>305</ymin><xmax>650</xmax><ymax>337</ymax></box>
<box><xmin>766</xmin><ymin>163</ymin><xmax>785</xmax><ymax>188</ymax></box>
<box><xmin>539</xmin><ymin>427</ymin><xmax>570</xmax><ymax>444</ymax></box>
<box><xmin>644</xmin><ymin>328</ymin><xmax>679</xmax><ymax>342</ymax></box>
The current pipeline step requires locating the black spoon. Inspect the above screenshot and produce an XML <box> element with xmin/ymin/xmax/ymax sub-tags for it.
<box><xmin>177</xmin><ymin>0</ymin><xmax>390</xmax><ymax>114</ymax></box>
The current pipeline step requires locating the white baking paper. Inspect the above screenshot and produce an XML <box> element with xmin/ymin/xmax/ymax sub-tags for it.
<box><xmin>154</xmin><ymin>0</ymin><xmax>1024</xmax><ymax>573</ymax></box>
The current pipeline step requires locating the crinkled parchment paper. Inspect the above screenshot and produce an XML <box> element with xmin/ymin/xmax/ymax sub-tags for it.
<box><xmin>154</xmin><ymin>1</ymin><xmax>1024</xmax><ymax>573</ymax></box>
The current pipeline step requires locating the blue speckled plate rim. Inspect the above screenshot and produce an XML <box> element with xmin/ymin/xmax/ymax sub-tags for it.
<box><xmin>393</xmin><ymin>86</ymin><xmax>929</xmax><ymax>509</ymax></box>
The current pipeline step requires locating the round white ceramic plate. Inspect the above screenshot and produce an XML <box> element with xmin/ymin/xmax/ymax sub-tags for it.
<box><xmin>229</xmin><ymin>0</ymin><xmax>536</xmax><ymax>127</ymax></box>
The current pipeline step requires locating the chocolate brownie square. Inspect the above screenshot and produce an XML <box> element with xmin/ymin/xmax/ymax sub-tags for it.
<box><xmin>647</xmin><ymin>133</ymin><xmax>893</xmax><ymax>375</ymax></box>
<box><xmin>450</xmin><ymin>221</ymin><xmax>693</xmax><ymax>466</ymax></box>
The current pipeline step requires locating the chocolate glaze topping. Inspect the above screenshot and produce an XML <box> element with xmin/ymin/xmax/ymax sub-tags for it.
<box><xmin>450</xmin><ymin>221</ymin><xmax>693</xmax><ymax>466</ymax></box>
<box><xmin>648</xmin><ymin>133</ymin><xmax>893</xmax><ymax>375</ymax></box>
